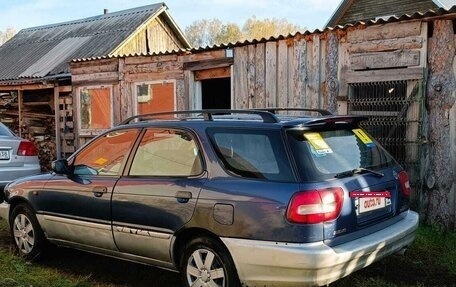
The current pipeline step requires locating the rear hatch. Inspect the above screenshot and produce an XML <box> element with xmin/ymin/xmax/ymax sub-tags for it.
<box><xmin>285</xmin><ymin>117</ymin><xmax>411</xmax><ymax>241</ymax></box>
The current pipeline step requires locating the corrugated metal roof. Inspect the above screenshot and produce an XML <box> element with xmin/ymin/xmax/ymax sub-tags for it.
<box><xmin>0</xmin><ymin>2</ymin><xmax>189</xmax><ymax>82</ymax></box>
<box><xmin>72</xmin><ymin>6</ymin><xmax>456</xmax><ymax>63</ymax></box>
<box><xmin>325</xmin><ymin>0</ymin><xmax>456</xmax><ymax>29</ymax></box>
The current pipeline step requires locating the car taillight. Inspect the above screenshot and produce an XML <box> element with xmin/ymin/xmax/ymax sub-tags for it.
<box><xmin>17</xmin><ymin>140</ymin><xmax>38</xmax><ymax>156</ymax></box>
<box><xmin>398</xmin><ymin>170</ymin><xmax>411</xmax><ymax>197</ymax></box>
<box><xmin>286</xmin><ymin>187</ymin><xmax>344</xmax><ymax>224</ymax></box>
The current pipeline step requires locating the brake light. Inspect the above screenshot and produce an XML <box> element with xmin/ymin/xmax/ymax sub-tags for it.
<box><xmin>17</xmin><ymin>140</ymin><xmax>38</xmax><ymax>156</ymax></box>
<box><xmin>398</xmin><ymin>171</ymin><xmax>411</xmax><ymax>197</ymax></box>
<box><xmin>287</xmin><ymin>187</ymin><xmax>344</xmax><ymax>224</ymax></box>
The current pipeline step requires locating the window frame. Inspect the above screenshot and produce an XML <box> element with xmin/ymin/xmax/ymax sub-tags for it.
<box><xmin>77</xmin><ymin>85</ymin><xmax>114</xmax><ymax>136</ymax></box>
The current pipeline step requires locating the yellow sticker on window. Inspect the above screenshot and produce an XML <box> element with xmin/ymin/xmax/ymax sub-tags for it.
<box><xmin>304</xmin><ymin>132</ymin><xmax>333</xmax><ymax>154</ymax></box>
<box><xmin>352</xmin><ymin>129</ymin><xmax>375</xmax><ymax>147</ymax></box>
<box><xmin>94</xmin><ymin>157</ymin><xmax>108</xmax><ymax>166</ymax></box>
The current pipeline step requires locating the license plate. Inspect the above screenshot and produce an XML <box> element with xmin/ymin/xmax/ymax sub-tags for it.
<box><xmin>0</xmin><ymin>150</ymin><xmax>9</xmax><ymax>160</ymax></box>
<box><xmin>358</xmin><ymin>197</ymin><xmax>389</xmax><ymax>214</ymax></box>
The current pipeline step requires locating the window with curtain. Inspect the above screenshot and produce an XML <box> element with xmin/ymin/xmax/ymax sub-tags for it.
<box><xmin>79</xmin><ymin>86</ymin><xmax>112</xmax><ymax>130</ymax></box>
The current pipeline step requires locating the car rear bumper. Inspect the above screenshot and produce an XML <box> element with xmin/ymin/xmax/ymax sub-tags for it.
<box><xmin>221</xmin><ymin>210</ymin><xmax>419</xmax><ymax>287</ymax></box>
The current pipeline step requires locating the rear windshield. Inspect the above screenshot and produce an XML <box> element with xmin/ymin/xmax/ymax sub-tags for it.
<box><xmin>208</xmin><ymin>128</ymin><xmax>295</xmax><ymax>182</ymax></box>
<box><xmin>287</xmin><ymin>128</ymin><xmax>395</xmax><ymax>181</ymax></box>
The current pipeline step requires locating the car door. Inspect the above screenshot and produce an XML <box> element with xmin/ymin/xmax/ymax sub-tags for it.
<box><xmin>112</xmin><ymin>127</ymin><xmax>206</xmax><ymax>263</ymax></box>
<box><xmin>38</xmin><ymin>128</ymin><xmax>139</xmax><ymax>250</ymax></box>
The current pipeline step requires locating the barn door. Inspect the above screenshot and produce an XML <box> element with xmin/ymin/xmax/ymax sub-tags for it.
<box><xmin>347</xmin><ymin>80</ymin><xmax>424</xmax><ymax>187</ymax></box>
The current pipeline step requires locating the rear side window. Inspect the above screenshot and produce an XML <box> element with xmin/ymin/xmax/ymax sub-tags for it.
<box><xmin>208</xmin><ymin>128</ymin><xmax>294</xmax><ymax>182</ymax></box>
<box><xmin>287</xmin><ymin>128</ymin><xmax>394</xmax><ymax>181</ymax></box>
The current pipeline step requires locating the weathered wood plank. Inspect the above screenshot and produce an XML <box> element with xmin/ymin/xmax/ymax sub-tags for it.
<box><xmin>124</xmin><ymin>54</ymin><xmax>179</xmax><ymax>65</ymax></box>
<box><xmin>350</xmin><ymin>50</ymin><xmax>420</xmax><ymax>70</ymax></box>
<box><xmin>112</xmin><ymin>84</ymin><xmax>121</xmax><ymax>125</ymax></box>
<box><xmin>70</xmin><ymin>59</ymin><xmax>119</xmax><ymax>75</ymax></box>
<box><xmin>72</xmin><ymin>72</ymin><xmax>119</xmax><ymax>84</ymax></box>
<box><xmin>346</xmin><ymin>67</ymin><xmax>424</xmax><ymax>83</ymax></box>
<box><xmin>347</xmin><ymin>21</ymin><xmax>422</xmax><ymax>43</ymax></box>
<box><xmin>183</xmin><ymin>58</ymin><xmax>234</xmax><ymax>71</ymax></box>
<box><xmin>247</xmin><ymin>45</ymin><xmax>256</xmax><ymax>108</ymax></box>
<box><xmin>181</xmin><ymin>50</ymin><xmax>227</xmax><ymax>62</ymax></box>
<box><xmin>348</xmin><ymin>36</ymin><xmax>423</xmax><ymax>53</ymax></box>
<box><xmin>338</xmin><ymin>40</ymin><xmax>350</xmax><ymax>105</ymax></box>
<box><xmin>255</xmin><ymin>43</ymin><xmax>266</xmax><ymax>108</ymax></box>
<box><xmin>124</xmin><ymin>71</ymin><xmax>184</xmax><ymax>82</ymax></box>
<box><xmin>176</xmin><ymin>79</ymin><xmax>185</xmax><ymax>111</ymax></box>
<box><xmin>287</xmin><ymin>41</ymin><xmax>295</xmax><ymax>108</ymax></box>
<box><xmin>194</xmin><ymin>67</ymin><xmax>230</xmax><ymax>81</ymax></box>
<box><xmin>306</xmin><ymin>35</ymin><xmax>320</xmax><ymax>109</ymax></box>
<box><xmin>324</xmin><ymin>32</ymin><xmax>339</xmax><ymax>114</ymax></box>
<box><xmin>277</xmin><ymin>40</ymin><xmax>288</xmax><ymax>108</ymax></box>
<box><xmin>292</xmin><ymin>39</ymin><xmax>307</xmax><ymax>109</ymax></box>
<box><xmin>184</xmin><ymin>70</ymin><xmax>193</xmax><ymax>110</ymax></box>
<box><xmin>124</xmin><ymin>61</ymin><xmax>183</xmax><ymax>74</ymax></box>
<box><xmin>233</xmin><ymin>46</ymin><xmax>248</xmax><ymax>109</ymax></box>
<box><xmin>265</xmin><ymin>41</ymin><xmax>277</xmax><ymax>108</ymax></box>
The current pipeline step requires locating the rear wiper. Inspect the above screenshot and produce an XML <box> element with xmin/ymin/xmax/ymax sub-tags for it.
<box><xmin>335</xmin><ymin>168</ymin><xmax>384</xmax><ymax>178</ymax></box>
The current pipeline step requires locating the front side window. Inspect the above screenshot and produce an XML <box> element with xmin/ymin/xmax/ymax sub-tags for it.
<box><xmin>287</xmin><ymin>128</ymin><xmax>395</xmax><ymax>181</ymax></box>
<box><xmin>72</xmin><ymin>129</ymin><xmax>138</xmax><ymax>176</ymax></box>
<box><xmin>129</xmin><ymin>129</ymin><xmax>202</xmax><ymax>177</ymax></box>
<box><xmin>79</xmin><ymin>86</ymin><xmax>112</xmax><ymax>130</ymax></box>
<box><xmin>135</xmin><ymin>81</ymin><xmax>175</xmax><ymax>115</ymax></box>
<box><xmin>208</xmin><ymin>128</ymin><xmax>294</xmax><ymax>182</ymax></box>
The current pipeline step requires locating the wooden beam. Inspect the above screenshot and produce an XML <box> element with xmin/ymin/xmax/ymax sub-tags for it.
<box><xmin>346</xmin><ymin>67</ymin><xmax>424</xmax><ymax>83</ymax></box>
<box><xmin>194</xmin><ymin>67</ymin><xmax>230</xmax><ymax>81</ymax></box>
<box><xmin>0</xmin><ymin>83</ymin><xmax>55</xmax><ymax>91</ymax></box>
<box><xmin>183</xmin><ymin>58</ymin><xmax>234</xmax><ymax>71</ymax></box>
<box><xmin>347</xmin><ymin>21</ymin><xmax>422</xmax><ymax>43</ymax></box>
<box><xmin>58</xmin><ymin>85</ymin><xmax>72</xmax><ymax>93</ymax></box>
<box><xmin>350</xmin><ymin>50</ymin><xmax>420</xmax><ymax>70</ymax></box>
<box><xmin>54</xmin><ymin>85</ymin><xmax>61</xmax><ymax>159</ymax></box>
<box><xmin>72</xmin><ymin>72</ymin><xmax>119</xmax><ymax>83</ymax></box>
<box><xmin>348</xmin><ymin>36</ymin><xmax>423</xmax><ymax>53</ymax></box>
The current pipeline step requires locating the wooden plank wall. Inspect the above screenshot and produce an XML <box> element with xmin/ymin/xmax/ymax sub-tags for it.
<box><xmin>232</xmin><ymin>34</ymin><xmax>335</xmax><ymax>111</ymax></box>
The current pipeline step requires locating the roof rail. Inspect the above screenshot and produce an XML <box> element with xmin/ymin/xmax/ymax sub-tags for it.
<box><xmin>253</xmin><ymin>107</ymin><xmax>332</xmax><ymax>116</ymax></box>
<box><xmin>119</xmin><ymin>109</ymin><xmax>280</xmax><ymax>125</ymax></box>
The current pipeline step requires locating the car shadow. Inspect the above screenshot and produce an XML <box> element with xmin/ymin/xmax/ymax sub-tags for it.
<box><xmin>38</xmin><ymin>246</ymin><xmax>182</xmax><ymax>287</ymax></box>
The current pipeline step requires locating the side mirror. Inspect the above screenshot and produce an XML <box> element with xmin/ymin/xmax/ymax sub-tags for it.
<box><xmin>52</xmin><ymin>159</ymin><xmax>70</xmax><ymax>175</ymax></box>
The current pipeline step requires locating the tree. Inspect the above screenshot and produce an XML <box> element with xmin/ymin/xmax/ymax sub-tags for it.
<box><xmin>185</xmin><ymin>17</ymin><xmax>304</xmax><ymax>48</ymax></box>
<box><xmin>0</xmin><ymin>27</ymin><xmax>16</xmax><ymax>46</ymax></box>
<box><xmin>185</xmin><ymin>19</ymin><xmax>223</xmax><ymax>47</ymax></box>
<box><xmin>242</xmin><ymin>16</ymin><xmax>302</xmax><ymax>40</ymax></box>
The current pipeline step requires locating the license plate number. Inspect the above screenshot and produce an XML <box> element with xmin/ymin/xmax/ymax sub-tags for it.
<box><xmin>0</xmin><ymin>150</ymin><xmax>9</xmax><ymax>160</ymax></box>
<box><xmin>358</xmin><ymin>197</ymin><xmax>387</xmax><ymax>213</ymax></box>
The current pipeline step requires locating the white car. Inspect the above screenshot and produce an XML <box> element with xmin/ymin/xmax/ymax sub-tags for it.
<box><xmin>0</xmin><ymin>122</ymin><xmax>41</xmax><ymax>191</ymax></box>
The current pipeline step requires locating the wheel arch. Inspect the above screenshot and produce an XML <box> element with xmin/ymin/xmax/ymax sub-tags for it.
<box><xmin>172</xmin><ymin>227</ymin><xmax>232</xmax><ymax>268</ymax></box>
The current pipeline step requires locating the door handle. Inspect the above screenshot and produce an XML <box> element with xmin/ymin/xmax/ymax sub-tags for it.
<box><xmin>175</xmin><ymin>191</ymin><xmax>192</xmax><ymax>203</ymax></box>
<box><xmin>92</xmin><ymin>186</ymin><xmax>107</xmax><ymax>197</ymax></box>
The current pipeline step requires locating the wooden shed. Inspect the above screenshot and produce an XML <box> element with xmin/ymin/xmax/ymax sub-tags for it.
<box><xmin>0</xmin><ymin>3</ymin><xmax>190</xmax><ymax>169</ymax></box>
<box><xmin>70</xmin><ymin>7</ymin><xmax>456</xmax><ymax>229</ymax></box>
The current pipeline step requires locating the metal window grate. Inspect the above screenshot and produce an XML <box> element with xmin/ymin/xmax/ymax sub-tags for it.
<box><xmin>348</xmin><ymin>80</ymin><xmax>420</xmax><ymax>171</ymax></box>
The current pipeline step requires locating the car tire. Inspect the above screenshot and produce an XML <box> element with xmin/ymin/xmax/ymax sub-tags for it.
<box><xmin>180</xmin><ymin>236</ymin><xmax>240</xmax><ymax>287</ymax></box>
<box><xmin>10</xmin><ymin>203</ymin><xmax>46</xmax><ymax>260</ymax></box>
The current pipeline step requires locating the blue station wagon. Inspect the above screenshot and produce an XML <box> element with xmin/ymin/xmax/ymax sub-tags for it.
<box><xmin>0</xmin><ymin>109</ymin><xmax>419</xmax><ymax>287</ymax></box>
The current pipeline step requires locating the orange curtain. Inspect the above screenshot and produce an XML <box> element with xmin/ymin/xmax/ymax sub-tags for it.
<box><xmin>90</xmin><ymin>88</ymin><xmax>111</xmax><ymax>129</ymax></box>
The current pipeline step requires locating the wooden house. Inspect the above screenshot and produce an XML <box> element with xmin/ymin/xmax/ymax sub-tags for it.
<box><xmin>326</xmin><ymin>0</ymin><xmax>456</xmax><ymax>27</ymax></box>
<box><xmin>70</xmin><ymin>7</ymin><xmax>456</xmax><ymax>229</ymax></box>
<box><xmin>0</xmin><ymin>3</ymin><xmax>190</xmax><ymax>168</ymax></box>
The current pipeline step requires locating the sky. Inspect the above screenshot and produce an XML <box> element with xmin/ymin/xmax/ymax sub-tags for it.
<box><xmin>0</xmin><ymin>0</ymin><xmax>342</xmax><ymax>33</ymax></box>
